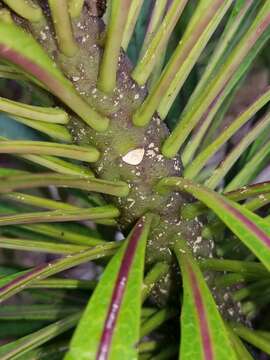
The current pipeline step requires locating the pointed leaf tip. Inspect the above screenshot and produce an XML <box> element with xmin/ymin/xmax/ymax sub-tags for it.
<box><xmin>174</xmin><ymin>240</ymin><xmax>238</xmax><ymax>360</ymax></box>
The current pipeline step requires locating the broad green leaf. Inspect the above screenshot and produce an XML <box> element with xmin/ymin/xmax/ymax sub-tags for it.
<box><xmin>0</xmin><ymin>21</ymin><xmax>109</xmax><ymax>131</ymax></box>
<box><xmin>156</xmin><ymin>177</ymin><xmax>270</xmax><ymax>270</ymax></box>
<box><xmin>174</xmin><ymin>239</ymin><xmax>237</xmax><ymax>360</ymax></box>
<box><xmin>66</xmin><ymin>214</ymin><xmax>154</xmax><ymax>360</ymax></box>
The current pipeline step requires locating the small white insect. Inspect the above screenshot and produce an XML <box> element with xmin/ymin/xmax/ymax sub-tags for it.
<box><xmin>122</xmin><ymin>148</ymin><xmax>145</xmax><ymax>165</ymax></box>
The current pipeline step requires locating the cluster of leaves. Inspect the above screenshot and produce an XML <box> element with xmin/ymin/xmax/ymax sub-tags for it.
<box><xmin>0</xmin><ymin>0</ymin><xmax>269</xmax><ymax>359</ymax></box>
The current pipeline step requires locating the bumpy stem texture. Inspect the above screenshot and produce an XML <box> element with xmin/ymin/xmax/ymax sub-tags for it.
<box><xmin>17</xmin><ymin>2</ymin><xmax>241</xmax><ymax>316</ymax></box>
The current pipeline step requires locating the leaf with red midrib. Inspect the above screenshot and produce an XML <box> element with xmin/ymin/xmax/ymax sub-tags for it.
<box><xmin>65</xmin><ymin>214</ymin><xmax>153</xmax><ymax>360</ymax></box>
<box><xmin>0</xmin><ymin>22</ymin><xmax>109</xmax><ymax>132</ymax></box>
<box><xmin>174</xmin><ymin>240</ymin><xmax>238</xmax><ymax>360</ymax></box>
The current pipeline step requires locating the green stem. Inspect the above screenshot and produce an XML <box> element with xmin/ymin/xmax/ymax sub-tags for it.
<box><xmin>48</xmin><ymin>0</ymin><xmax>77</xmax><ymax>57</ymax></box>
<box><xmin>98</xmin><ymin>0</ymin><xmax>132</xmax><ymax>93</ymax></box>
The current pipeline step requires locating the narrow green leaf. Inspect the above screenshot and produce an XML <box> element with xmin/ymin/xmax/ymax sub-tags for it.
<box><xmin>184</xmin><ymin>87</ymin><xmax>270</xmax><ymax>180</ymax></box>
<box><xmin>174</xmin><ymin>239</ymin><xmax>237</xmax><ymax>360</ymax></box>
<box><xmin>205</xmin><ymin>111</ymin><xmax>270</xmax><ymax>189</ymax></box>
<box><xmin>0</xmin><ymin>140</ymin><xmax>100</xmax><ymax>163</ymax></box>
<box><xmin>0</xmin><ymin>313</ymin><xmax>81</xmax><ymax>360</ymax></box>
<box><xmin>16</xmin><ymin>154</ymin><xmax>94</xmax><ymax>177</ymax></box>
<box><xmin>162</xmin><ymin>1</ymin><xmax>270</xmax><ymax>158</ymax></box>
<box><xmin>0</xmin><ymin>96</ymin><xmax>69</xmax><ymax>123</ymax></box>
<box><xmin>7</xmin><ymin>115</ymin><xmax>72</xmax><ymax>142</ymax></box>
<box><xmin>66</xmin><ymin>214</ymin><xmax>153</xmax><ymax>360</ymax></box>
<box><xmin>1</xmin><ymin>0</ymin><xmax>43</xmax><ymax>22</ymax></box>
<box><xmin>132</xmin><ymin>0</ymin><xmax>188</xmax><ymax>85</ymax></box>
<box><xmin>156</xmin><ymin>177</ymin><xmax>270</xmax><ymax>270</ymax></box>
<box><xmin>0</xmin><ymin>205</ymin><xmax>119</xmax><ymax>226</ymax></box>
<box><xmin>98</xmin><ymin>0</ymin><xmax>132</xmax><ymax>93</ymax></box>
<box><xmin>69</xmin><ymin>0</ymin><xmax>85</xmax><ymax>18</ymax></box>
<box><xmin>225</xmin><ymin>324</ymin><xmax>253</xmax><ymax>360</ymax></box>
<box><xmin>0</xmin><ymin>173</ymin><xmax>130</xmax><ymax>197</ymax></box>
<box><xmin>48</xmin><ymin>0</ymin><xmax>78</xmax><ymax>57</ymax></box>
<box><xmin>231</xmin><ymin>323</ymin><xmax>270</xmax><ymax>355</ymax></box>
<box><xmin>122</xmin><ymin>0</ymin><xmax>144</xmax><ymax>50</ymax></box>
<box><xmin>0</xmin><ymin>242</ymin><xmax>119</xmax><ymax>302</ymax></box>
<box><xmin>0</xmin><ymin>304</ymin><xmax>80</xmax><ymax>321</ymax></box>
<box><xmin>0</xmin><ymin>21</ymin><xmax>109</xmax><ymax>131</ymax></box>
<box><xmin>133</xmin><ymin>0</ymin><xmax>233</xmax><ymax>127</ymax></box>
<box><xmin>0</xmin><ymin>237</ymin><xmax>88</xmax><ymax>254</ymax></box>
<box><xmin>225</xmin><ymin>139</ymin><xmax>270</xmax><ymax>191</ymax></box>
